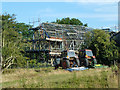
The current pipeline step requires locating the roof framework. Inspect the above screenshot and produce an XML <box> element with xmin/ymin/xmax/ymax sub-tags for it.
<box><xmin>25</xmin><ymin>23</ymin><xmax>94</xmax><ymax>56</ymax></box>
<box><xmin>41</xmin><ymin>23</ymin><xmax>88</xmax><ymax>50</ymax></box>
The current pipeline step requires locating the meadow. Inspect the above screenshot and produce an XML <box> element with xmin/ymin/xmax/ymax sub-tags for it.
<box><xmin>1</xmin><ymin>66</ymin><xmax>118</xmax><ymax>88</ymax></box>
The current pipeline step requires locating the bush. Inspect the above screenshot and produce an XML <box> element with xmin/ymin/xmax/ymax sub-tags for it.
<box><xmin>28</xmin><ymin>59</ymin><xmax>51</xmax><ymax>68</ymax></box>
<box><xmin>111</xmin><ymin>65</ymin><xmax>118</xmax><ymax>71</ymax></box>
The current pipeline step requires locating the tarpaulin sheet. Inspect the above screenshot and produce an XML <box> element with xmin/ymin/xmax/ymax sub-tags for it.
<box><xmin>66</xmin><ymin>67</ymin><xmax>88</xmax><ymax>72</ymax></box>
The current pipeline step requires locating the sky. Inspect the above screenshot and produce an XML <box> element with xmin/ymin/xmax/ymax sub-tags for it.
<box><xmin>1</xmin><ymin>1</ymin><xmax>119</xmax><ymax>31</ymax></box>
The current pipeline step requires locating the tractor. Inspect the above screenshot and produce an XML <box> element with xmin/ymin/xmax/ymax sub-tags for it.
<box><xmin>54</xmin><ymin>50</ymin><xmax>80</xmax><ymax>69</ymax></box>
<box><xmin>78</xmin><ymin>49</ymin><xmax>97</xmax><ymax>67</ymax></box>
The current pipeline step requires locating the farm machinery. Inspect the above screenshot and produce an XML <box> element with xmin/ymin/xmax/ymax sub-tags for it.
<box><xmin>54</xmin><ymin>50</ymin><xmax>80</xmax><ymax>69</ymax></box>
<box><xmin>78</xmin><ymin>49</ymin><xmax>97</xmax><ymax>67</ymax></box>
<box><xmin>54</xmin><ymin>49</ymin><xmax>97</xmax><ymax>69</ymax></box>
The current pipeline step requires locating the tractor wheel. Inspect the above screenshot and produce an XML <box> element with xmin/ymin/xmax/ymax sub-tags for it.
<box><xmin>84</xmin><ymin>59</ymin><xmax>89</xmax><ymax>67</ymax></box>
<box><xmin>62</xmin><ymin>60</ymin><xmax>70</xmax><ymax>69</ymax></box>
<box><xmin>75</xmin><ymin>59</ymin><xmax>80</xmax><ymax>67</ymax></box>
<box><xmin>54</xmin><ymin>64</ymin><xmax>59</xmax><ymax>70</ymax></box>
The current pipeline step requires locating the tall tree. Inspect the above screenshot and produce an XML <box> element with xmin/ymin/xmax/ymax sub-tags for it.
<box><xmin>1</xmin><ymin>13</ymin><xmax>31</xmax><ymax>70</ymax></box>
<box><xmin>83</xmin><ymin>29</ymin><xmax>119</xmax><ymax>66</ymax></box>
<box><xmin>15</xmin><ymin>23</ymin><xmax>33</xmax><ymax>39</ymax></box>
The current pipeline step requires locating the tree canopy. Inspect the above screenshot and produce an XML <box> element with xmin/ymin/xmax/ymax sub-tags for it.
<box><xmin>82</xmin><ymin>29</ymin><xmax>120</xmax><ymax>66</ymax></box>
<box><xmin>54</xmin><ymin>17</ymin><xmax>88</xmax><ymax>26</ymax></box>
<box><xmin>1</xmin><ymin>13</ymin><xmax>32</xmax><ymax>70</ymax></box>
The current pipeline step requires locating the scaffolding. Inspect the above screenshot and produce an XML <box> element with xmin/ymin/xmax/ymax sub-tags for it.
<box><xmin>42</xmin><ymin>23</ymin><xmax>87</xmax><ymax>51</ymax></box>
<box><xmin>25</xmin><ymin>22</ymin><xmax>93</xmax><ymax>65</ymax></box>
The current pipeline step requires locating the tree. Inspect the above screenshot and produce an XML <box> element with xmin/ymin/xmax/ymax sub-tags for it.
<box><xmin>54</xmin><ymin>17</ymin><xmax>83</xmax><ymax>25</ymax></box>
<box><xmin>2</xmin><ymin>13</ymin><xmax>31</xmax><ymax>70</ymax></box>
<box><xmin>84</xmin><ymin>23</ymin><xmax>88</xmax><ymax>27</ymax></box>
<box><xmin>70</xmin><ymin>18</ymin><xmax>83</xmax><ymax>25</ymax></box>
<box><xmin>83</xmin><ymin>29</ymin><xmax>119</xmax><ymax>66</ymax></box>
<box><xmin>15</xmin><ymin>23</ymin><xmax>32</xmax><ymax>39</ymax></box>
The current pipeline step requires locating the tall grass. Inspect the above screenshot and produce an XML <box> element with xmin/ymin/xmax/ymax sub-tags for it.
<box><xmin>1</xmin><ymin>67</ymin><xmax>118</xmax><ymax>88</ymax></box>
<box><xmin>111</xmin><ymin>64</ymin><xmax>118</xmax><ymax>71</ymax></box>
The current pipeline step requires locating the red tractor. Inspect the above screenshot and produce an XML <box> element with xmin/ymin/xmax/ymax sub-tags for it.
<box><xmin>78</xmin><ymin>49</ymin><xmax>97</xmax><ymax>67</ymax></box>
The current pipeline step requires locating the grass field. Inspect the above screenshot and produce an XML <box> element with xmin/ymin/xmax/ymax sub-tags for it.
<box><xmin>1</xmin><ymin>67</ymin><xmax>118</xmax><ymax>88</ymax></box>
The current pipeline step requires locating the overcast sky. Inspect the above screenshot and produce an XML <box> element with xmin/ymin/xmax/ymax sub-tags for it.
<box><xmin>1</xmin><ymin>0</ymin><xmax>119</xmax><ymax>31</ymax></box>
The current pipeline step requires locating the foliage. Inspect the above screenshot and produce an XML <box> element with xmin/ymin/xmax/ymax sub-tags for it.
<box><xmin>55</xmin><ymin>17</ymin><xmax>83</xmax><ymax>25</ymax></box>
<box><xmin>2</xmin><ymin>13</ymin><xmax>32</xmax><ymax>69</ymax></box>
<box><xmin>15</xmin><ymin>23</ymin><xmax>33</xmax><ymax>39</ymax></box>
<box><xmin>28</xmin><ymin>59</ymin><xmax>50</xmax><ymax>68</ymax></box>
<box><xmin>111</xmin><ymin>64</ymin><xmax>118</xmax><ymax>71</ymax></box>
<box><xmin>83</xmin><ymin>23</ymin><xmax>88</xmax><ymax>27</ymax></box>
<box><xmin>83</xmin><ymin>29</ymin><xmax>120</xmax><ymax>65</ymax></box>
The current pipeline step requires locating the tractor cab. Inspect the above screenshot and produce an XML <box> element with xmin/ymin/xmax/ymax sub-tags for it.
<box><xmin>61</xmin><ymin>50</ymin><xmax>78</xmax><ymax>60</ymax></box>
